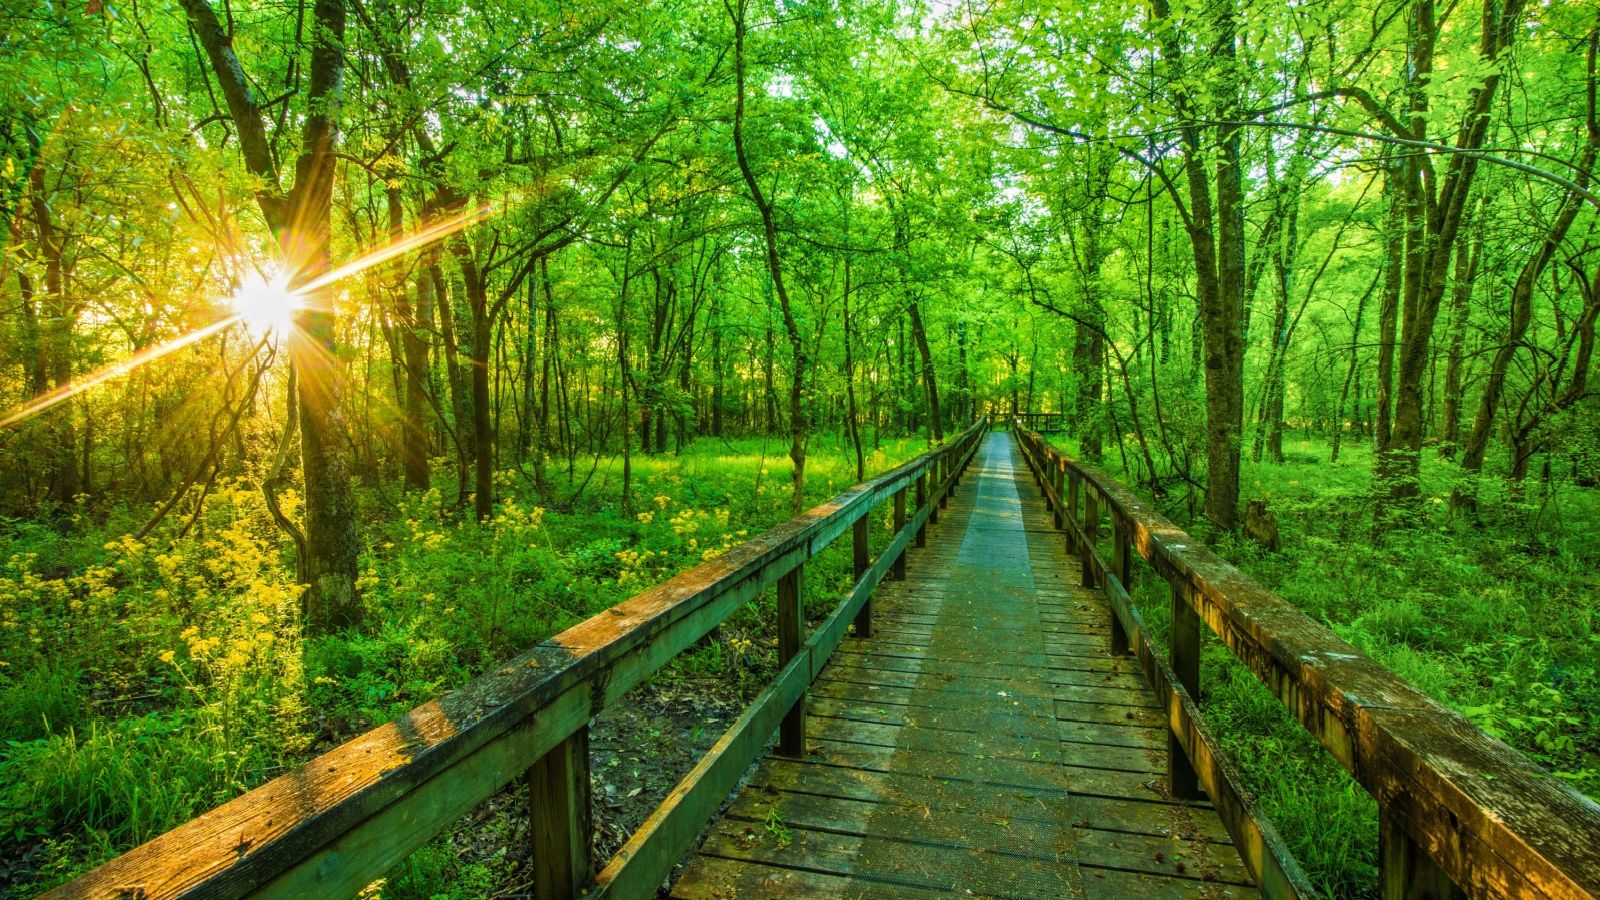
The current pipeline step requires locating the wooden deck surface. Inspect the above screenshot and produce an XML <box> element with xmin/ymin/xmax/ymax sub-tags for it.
<box><xmin>670</xmin><ymin>433</ymin><xmax>1260</xmax><ymax>900</ymax></box>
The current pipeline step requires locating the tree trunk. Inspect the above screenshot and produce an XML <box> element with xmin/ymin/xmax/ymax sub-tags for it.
<box><xmin>956</xmin><ymin>319</ymin><xmax>970</xmax><ymax>424</ymax></box>
<box><xmin>1439</xmin><ymin>222</ymin><xmax>1482</xmax><ymax>455</ymax></box>
<box><xmin>1152</xmin><ymin>0</ymin><xmax>1245</xmax><ymax>532</ymax></box>
<box><xmin>451</xmin><ymin>241</ymin><xmax>495</xmax><ymax>522</ymax></box>
<box><xmin>1379</xmin><ymin>0</ymin><xmax>1523</xmax><ymax>515</ymax></box>
<box><xmin>711</xmin><ymin>292</ymin><xmax>724</xmax><ymax>437</ymax></box>
<box><xmin>540</xmin><ymin>258</ymin><xmax>557</xmax><ymax>477</ymax></box>
<box><xmin>763</xmin><ymin>319</ymin><xmax>777</xmax><ymax>436</ymax></box>
<box><xmin>1072</xmin><ymin>321</ymin><xmax>1102</xmax><ymax>461</ymax></box>
<box><xmin>1331</xmin><ymin>278</ymin><xmax>1372</xmax><ymax>463</ymax></box>
<box><xmin>1263</xmin><ymin>194</ymin><xmax>1300</xmax><ymax>464</ymax></box>
<box><xmin>908</xmin><ymin>299</ymin><xmax>943</xmax><ymax>442</ymax></box>
<box><xmin>843</xmin><ymin>254</ymin><xmax>865</xmax><ymax>481</ymax></box>
<box><xmin>181</xmin><ymin>0</ymin><xmax>360</xmax><ymax>628</ymax></box>
<box><xmin>435</xmin><ymin>260</ymin><xmax>472</xmax><ymax>503</ymax></box>
<box><xmin>1375</xmin><ymin>162</ymin><xmax>1403</xmax><ymax>454</ymax></box>
<box><xmin>1461</xmin><ymin>101</ymin><xmax>1594</xmax><ymax>487</ymax></box>
<box><xmin>388</xmin><ymin>189</ymin><xmax>431</xmax><ymax>492</ymax></box>
<box><xmin>731</xmin><ymin>0</ymin><xmax>808</xmax><ymax>516</ymax></box>
<box><xmin>25</xmin><ymin>164</ymin><xmax>78</xmax><ymax>504</ymax></box>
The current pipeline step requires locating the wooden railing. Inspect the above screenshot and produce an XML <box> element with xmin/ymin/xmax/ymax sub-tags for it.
<box><xmin>44</xmin><ymin>419</ymin><xmax>989</xmax><ymax>900</ymax></box>
<box><xmin>1014</xmin><ymin>423</ymin><xmax>1600</xmax><ymax>900</ymax></box>
<box><xmin>996</xmin><ymin>410</ymin><xmax>1066</xmax><ymax>432</ymax></box>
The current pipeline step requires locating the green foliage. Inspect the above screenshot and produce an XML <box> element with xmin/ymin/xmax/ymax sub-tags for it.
<box><xmin>0</xmin><ymin>434</ymin><xmax>920</xmax><ymax>893</ymax></box>
<box><xmin>0</xmin><ymin>663</ymin><xmax>85</xmax><ymax>744</ymax></box>
<box><xmin>377</xmin><ymin>838</ymin><xmax>505</xmax><ymax>900</ymax></box>
<box><xmin>4</xmin><ymin>0</ymin><xmax>1599</xmax><ymax>892</ymax></box>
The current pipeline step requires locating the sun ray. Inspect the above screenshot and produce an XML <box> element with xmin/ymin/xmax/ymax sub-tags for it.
<box><xmin>0</xmin><ymin>315</ymin><xmax>243</xmax><ymax>429</ymax></box>
<box><xmin>0</xmin><ymin>194</ymin><xmax>511</xmax><ymax>432</ymax></box>
<box><xmin>298</xmin><ymin>200</ymin><xmax>501</xmax><ymax>295</ymax></box>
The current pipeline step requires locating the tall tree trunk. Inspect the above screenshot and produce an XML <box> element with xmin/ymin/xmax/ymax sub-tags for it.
<box><xmin>540</xmin><ymin>258</ymin><xmax>557</xmax><ymax>477</ymax></box>
<box><xmin>711</xmin><ymin>292</ymin><xmax>724</xmax><ymax>437</ymax></box>
<box><xmin>908</xmin><ymin>299</ymin><xmax>943</xmax><ymax>442</ymax></box>
<box><xmin>843</xmin><ymin>254</ymin><xmax>865</xmax><ymax>481</ymax></box>
<box><xmin>1380</xmin><ymin>0</ymin><xmax>1524</xmax><ymax>515</ymax></box>
<box><xmin>1152</xmin><ymin>0</ymin><xmax>1245</xmax><ymax>532</ymax></box>
<box><xmin>434</xmin><ymin>261</ymin><xmax>472</xmax><ymax>503</ymax></box>
<box><xmin>1072</xmin><ymin>322</ymin><xmax>1102</xmax><ymax>461</ymax></box>
<box><xmin>182</xmin><ymin>0</ymin><xmax>359</xmax><ymax>628</ymax></box>
<box><xmin>617</xmin><ymin>268</ymin><xmax>633</xmax><ymax>513</ymax></box>
<box><xmin>1263</xmin><ymin>194</ymin><xmax>1301</xmax><ymax>464</ymax></box>
<box><xmin>16</xmin><ymin>273</ymin><xmax>47</xmax><ymax>399</ymax></box>
<box><xmin>1331</xmin><ymin>278</ymin><xmax>1374</xmax><ymax>463</ymax></box>
<box><xmin>763</xmin><ymin>319</ymin><xmax>777</xmax><ymax>436</ymax></box>
<box><xmin>1459</xmin><ymin>128</ymin><xmax>1594</xmax><ymax>497</ymax></box>
<box><xmin>1074</xmin><ymin>149</ymin><xmax>1112</xmax><ymax>462</ymax></box>
<box><xmin>730</xmin><ymin>0</ymin><xmax>808</xmax><ymax>516</ymax></box>
<box><xmin>1439</xmin><ymin>221</ymin><xmax>1482</xmax><ymax>455</ymax></box>
<box><xmin>956</xmin><ymin>319</ymin><xmax>970</xmax><ymax>424</ymax></box>
<box><xmin>1375</xmin><ymin>162</ymin><xmax>1403</xmax><ymax>454</ymax></box>
<box><xmin>25</xmin><ymin>164</ymin><xmax>78</xmax><ymax>504</ymax></box>
<box><xmin>520</xmin><ymin>266</ymin><xmax>538</xmax><ymax>465</ymax></box>
<box><xmin>184</xmin><ymin>0</ymin><xmax>363</xmax><ymax>624</ymax></box>
<box><xmin>387</xmin><ymin>189</ymin><xmax>432</xmax><ymax>492</ymax></box>
<box><xmin>450</xmin><ymin>241</ymin><xmax>495</xmax><ymax>521</ymax></box>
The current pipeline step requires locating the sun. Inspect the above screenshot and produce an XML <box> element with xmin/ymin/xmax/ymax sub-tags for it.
<box><xmin>230</xmin><ymin>272</ymin><xmax>301</xmax><ymax>334</ymax></box>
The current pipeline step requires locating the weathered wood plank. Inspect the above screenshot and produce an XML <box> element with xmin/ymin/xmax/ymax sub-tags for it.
<box><xmin>527</xmin><ymin>725</ymin><xmax>594</xmax><ymax>900</ymax></box>
<box><xmin>1016</xmin><ymin>425</ymin><xmax>1600</xmax><ymax>900</ymax></box>
<box><xmin>1018</xmin><ymin>428</ymin><xmax>1316</xmax><ymax>900</ymax></box>
<box><xmin>669</xmin><ymin>430</ymin><xmax>1250</xmax><ymax>900</ymax></box>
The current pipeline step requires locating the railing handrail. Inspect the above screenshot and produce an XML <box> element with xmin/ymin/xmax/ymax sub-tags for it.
<box><xmin>1012</xmin><ymin>422</ymin><xmax>1600</xmax><ymax>900</ymax></box>
<box><xmin>44</xmin><ymin>418</ymin><xmax>990</xmax><ymax>900</ymax></box>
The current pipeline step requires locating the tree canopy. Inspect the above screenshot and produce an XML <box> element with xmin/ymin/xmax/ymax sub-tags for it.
<box><xmin>3</xmin><ymin>0</ymin><xmax>1599</xmax><ymax>892</ymax></box>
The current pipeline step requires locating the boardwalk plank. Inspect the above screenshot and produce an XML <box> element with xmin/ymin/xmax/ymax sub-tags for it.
<box><xmin>671</xmin><ymin>433</ymin><xmax>1257</xmax><ymax>899</ymax></box>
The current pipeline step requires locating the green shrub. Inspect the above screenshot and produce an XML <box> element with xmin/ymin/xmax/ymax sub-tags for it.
<box><xmin>0</xmin><ymin>663</ymin><xmax>85</xmax><ymax>743</ymax></box>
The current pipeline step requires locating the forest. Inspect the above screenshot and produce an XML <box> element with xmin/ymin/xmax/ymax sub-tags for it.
<box><xmin>1</xmin><ymin>0</ymin><xmax>1597</xmax><ymax>896</ymax></box>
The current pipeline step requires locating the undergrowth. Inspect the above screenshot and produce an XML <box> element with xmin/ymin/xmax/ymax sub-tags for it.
<box><xmin>0</xmin><ymin>433</ymin><xmax>928</xmax><ymax>897</ymax></box>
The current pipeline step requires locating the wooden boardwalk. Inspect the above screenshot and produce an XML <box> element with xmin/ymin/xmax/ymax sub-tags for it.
<box><xmin>672</xmin><ymin>432</ymin><xmax>1259</xmax><ymax>900</ymax></box>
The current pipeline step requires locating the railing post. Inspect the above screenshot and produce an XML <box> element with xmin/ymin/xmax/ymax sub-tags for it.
<box><xmin>1081</xmin><ymin>487</ymin><xmax>1099</xmax><ymax>590</ymax></box>
<box><xmin>1379</xmin><ymin>810</ymin><xmax>1465</xmax><ymax>900</ymax></box>
<box><xmin>1169</xmin><ymin>577</ymin><xmax>1201</xmax><ymax>800</ymax></box>
<box><xmin>778</xmin><ymin>564</ymin><xmax>806</xmax><ymax>757</ymax></box>
<box><xmin>1052</xmin><ymin>460</ymin><xmax>1064</xmax><ymax>529</ymax></box>
<box><xmin>1110</xmin><ymin>520</ymin><xmax>1131</xmax><ymax>657</ymax></box>
<box><xmin>1066</xmin><ymin>471</ymin><xmax>1080</xmax><ymax>552</ymax></box>
<box><xmin>915</xmin><ymin>472</ymin><xmax>928</xmax><ymax>547</ymax></box>
<box><xmin>892</xmin><ymin>486</ymin><xmax>908</xmax><ymax>581</ymax></box>
<box><xmin>852</xmin><ymin>514</ymin><xmax>871</xmax><ymax>638</ymax></box>
<box><xmin>939</xmin><ymin>454</ymin><xmax>950</xmax><ymax>509</ymax></box>
<box><xmin>528</xmin><ymin>725</ymin><xmax>594</xmax><ymax>900</ymax></box>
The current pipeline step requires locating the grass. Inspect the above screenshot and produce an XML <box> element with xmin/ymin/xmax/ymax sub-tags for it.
<box><xmin>0</xmin><ymin>431</ymin><xmax>934</xmax><ymax>897</ymax></box>
<box><xmin>1076</xmin><ymin>431</ymin><xmax>1600</xmax><ymax>899</ymax></box>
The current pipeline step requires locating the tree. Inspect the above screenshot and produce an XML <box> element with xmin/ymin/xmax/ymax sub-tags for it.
<box><xmin>180</xmin><ymin>0</ymin><xmax>362</xmax><ymax>629</ymax></box>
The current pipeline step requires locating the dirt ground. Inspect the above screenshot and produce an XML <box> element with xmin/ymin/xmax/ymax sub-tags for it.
<box><xmin>422</xmin><ymin>649</ymin><xmax>776</xmax><ymax>899</ymax></box>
